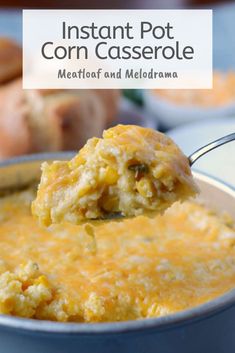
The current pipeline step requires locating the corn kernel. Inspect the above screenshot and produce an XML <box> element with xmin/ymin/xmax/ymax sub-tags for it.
<box><xmin>77</xmin><ymin>184</ymin><xmax>92</xmax><ymax>197</ymax></box>
<box><xmin>136</xmin><ymin>178</ymin><xmax>153</xmax><ymax>198</ymax></box>
<box><xmin>153</xmin><ymin>165</ymin><xmax>165</xmax><ymax>179</ymax></box>
<box><xmin>34</xmin><ymin>275</ymin><xmax>49</xmax><ymax>287</ymax></box>
<box><xmin>101</xmin><ymin>195</ymin><xmax>118</xmax><ymax>212</ymax></box>
<box><xmin>69</xmin><ymin>154</ymin><xmax>86</xmax><ymax>169</ymax></box>
<box><xmin>100</xmin><ymin>167</ymin><xmax>118</xmax><ymax>185</ymax></box>
<box><xmin>1</xmin><ymin>298</ymin><xmax>14</xmax><ymax>313</ymax></box>
<box><xmin>103</xmin><ymin>129</ymin><xmax>115</xmax><ymax>139</ymax></box>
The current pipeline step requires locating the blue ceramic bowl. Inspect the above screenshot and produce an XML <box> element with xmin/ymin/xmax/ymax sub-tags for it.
<box><xmin>0</xmin><ymin>153</ymin><xmax>234</xmax><ymax>353</ymax></box>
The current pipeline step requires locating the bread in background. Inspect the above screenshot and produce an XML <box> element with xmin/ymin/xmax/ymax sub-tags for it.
<box><xmin>0</xmin><ymin>38</ymin><xmax>22</xmax><ymax>84</ymax></box>
<box><xmin>26</xmin><ymin>88</ymin><xmax>109</xmax><ymax>152</ymax></box>
<box><xmin>94</xmin><ymin>89</ymin><xmax>120</xmax><ymax>124</ymax></box>
<box><xmin>0</xmin><ymin>79</ymin><xmax>31</xmax><ymax>159</ymax></box>
<box><xmin>0</xmin><ymin>78</ymin><xmax>120</xmax><ymax>159</ymax></box>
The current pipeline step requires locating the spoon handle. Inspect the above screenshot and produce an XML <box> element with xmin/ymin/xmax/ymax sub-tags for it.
<box><xmin>188</xmin><ymin>132</ymin><xmax>235</xmax><ymax>166</ymax></box>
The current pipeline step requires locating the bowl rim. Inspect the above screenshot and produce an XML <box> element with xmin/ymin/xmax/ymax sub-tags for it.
<box><xmin>0</xmin><ymin>152</ymin><xmax>234</xmax><ymax>335</ymax></box>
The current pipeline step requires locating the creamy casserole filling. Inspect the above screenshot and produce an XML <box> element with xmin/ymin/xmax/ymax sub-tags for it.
<box><xmin>32</xmin><ymin>125</ymin><xmax>198</xmax><ymax>226</ymax></box>
<box><xmin>0</xmin><ymin>188</ymin><xmax>234</xmax><ymax>322</ymax></box>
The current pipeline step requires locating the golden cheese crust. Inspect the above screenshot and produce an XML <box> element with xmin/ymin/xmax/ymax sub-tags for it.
<box><xmin>32</xmin><ymin>125</ymin><xmax>198</xmax><ymax>225</ymax></box>
<box><xmin>0</xmin><ymin>188</ymin><xmax>234</xmax><ymax>322</ymax></box>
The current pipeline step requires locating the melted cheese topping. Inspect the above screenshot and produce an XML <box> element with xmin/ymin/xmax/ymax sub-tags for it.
<box><xmin>0</xmin><ymin>188</ymin><xmax>235</xmax><ymax>322</ymax></box>
<box><xmin>32</xmin><ymin>125</ymin><xmax>198</xmax><ymax>225</ymax></box>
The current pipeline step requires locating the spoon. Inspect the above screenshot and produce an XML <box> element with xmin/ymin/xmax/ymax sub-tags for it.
<box><xmin>102</xmin><ymin>132</ymin><xmax>235</xmax><ymax>221</ymax></box>
<box><xmin>188</xmin><ymin>132</ymin><xmax>235</xmax><ymax>166</ymax></box>
<box><xmin>85</xmin><ymin>132</ymin><xmax>235</xmax><ymax>222</ymax></box>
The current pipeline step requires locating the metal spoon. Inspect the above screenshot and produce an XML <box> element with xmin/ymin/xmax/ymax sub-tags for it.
<box><xmin>188</xmin><ymin>132</ymin><xmax>235</xmax><ymax>166</ymax></box>
<box><xmin>96</xmin><ymin>132</ymin><xmax>235</xmax><ymax>221</ymax></box>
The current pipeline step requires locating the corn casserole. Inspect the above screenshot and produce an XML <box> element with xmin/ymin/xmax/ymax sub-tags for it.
<box><xmin>153</xmin><ymin>72</ymin><xmax>235</xmax><ymax>107</ymax></box>
<box><xmin>0</xmin><ymin>188</ymin><xmax>235</xmax><ymax>322</ymax></box>
<box><xmin>32</xmin><ymin>124</ymin><xmax>198</xmax><ymax>225</ymax></box>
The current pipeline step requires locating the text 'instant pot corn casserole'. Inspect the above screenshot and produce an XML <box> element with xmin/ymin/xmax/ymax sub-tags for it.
<box><xmin>0</xmin><ymin>125</ymin><xmax>234</xmax><ymax>323</ymax></box>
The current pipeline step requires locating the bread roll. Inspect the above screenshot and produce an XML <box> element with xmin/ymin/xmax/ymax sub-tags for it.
<box><xmin>0</xmin><ymin>79</ymin><xmax>31</xmax><ymax>159</ymax></box>
<box><xmin>0</xmin><ymin>38</ymin><xmax>22</xmax><ymax>84</ymax></box>
<box><xmin>0</xmin><ymin>79</ymin><xmax>120</xmax><ymax>158</ymax></box>
<box><xmin>93</xmin><ymin>89</ymin><xmax>120</xmax><ymax>124</ymax></box>
<box><xmin>25</xmin><ymin>89</ymin><xmax>107</xmax><ymax>151</ymax></box>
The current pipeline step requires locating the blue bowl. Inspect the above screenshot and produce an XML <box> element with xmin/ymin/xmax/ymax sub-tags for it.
<box><xmin>0</xmin><ymin>153</ymin><xmax>234</xmax><ymax>353</ymax></box>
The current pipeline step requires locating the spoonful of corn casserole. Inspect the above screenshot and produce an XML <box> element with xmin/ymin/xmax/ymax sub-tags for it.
<box><xmin>32</xmin><ymin>125</ymin><xmax>198</xmax><ymax>226</ymax></box>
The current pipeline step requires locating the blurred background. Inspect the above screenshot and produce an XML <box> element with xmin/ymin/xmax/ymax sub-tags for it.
<box><xmin>0</xmin><ymin>0</ymin><xmax>234</xmax><ymax>187</ymax></box>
